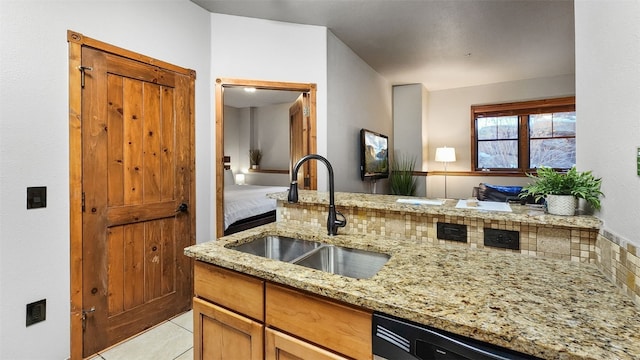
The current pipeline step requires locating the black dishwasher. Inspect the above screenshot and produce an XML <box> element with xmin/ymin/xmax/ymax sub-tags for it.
<box><xmin>373</xmin><ymin>313</ymin><xmax>540</xmax><ymax>360</ymax></box>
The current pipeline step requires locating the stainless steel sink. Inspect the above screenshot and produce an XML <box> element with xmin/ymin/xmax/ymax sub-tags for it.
<box><xmin>229</xmin><ymin>236</ymin><xmax>321</xmax><ymax>262</ymax></box>
<box><xmin>229</xmin><ymin>236</ymin><xmax>389</xmax><ymax>279</ymax></box>
<box><xmin>293</xmin><ymin>245</ymin><xmax>390</xmax><ymax>279</ymax></box>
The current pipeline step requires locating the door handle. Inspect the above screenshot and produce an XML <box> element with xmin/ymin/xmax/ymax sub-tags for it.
<box><xmin>177</xmin><ymin>203</ymin><xmax>188</xmax><ymax>213</ymax></box>
<box><xmin>81</xmin><ymin>306</ymin><xmax>96</xmax><ymax>330</ymax></box>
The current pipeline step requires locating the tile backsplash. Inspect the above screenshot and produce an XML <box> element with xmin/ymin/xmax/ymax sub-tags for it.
<box><xmin>279</xmin><ymin>201</ymin><xmax>640</xmax><ymax>307</ymax></box>
<box><xmin>597</xmin><ymin>231</ymin><xmax>640</xmax><ymax>306</ymax></box>
<box><xmin>279</xmin><ymin>202</ymin><xmax>598</xmax><ymax>262</ymax></box>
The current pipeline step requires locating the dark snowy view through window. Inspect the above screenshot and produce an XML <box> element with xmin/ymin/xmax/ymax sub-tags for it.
<box><xmin>476</xmin><ymin>112</ymin><xmax>576</xmax><ymax>170</ymax></box>
<box><xmin>529</xmin><ymin>112</ymin><xmax>576</xmax><ymax>168</ymax></box>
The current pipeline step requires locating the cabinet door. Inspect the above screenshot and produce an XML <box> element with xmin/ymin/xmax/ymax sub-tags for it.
<box><xmin>265</xmin><ymin>328</ymin><xmax>350</xmax><ymax>360</ymax></box>
<box><xmin>193</xmin><ymin>297</ymin><xmax>263</xmax><ymax>360</ymax></box>
<box><xmin>266</xmin><ymin>283</ymin><xmax>372</xmax><ymax>359</ymax></box>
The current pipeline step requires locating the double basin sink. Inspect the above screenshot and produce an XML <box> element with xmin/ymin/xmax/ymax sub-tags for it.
<box><xmin>228</xmin><ymin>236</ymin><xmax>390</xmax><ymax>279</ymax></box>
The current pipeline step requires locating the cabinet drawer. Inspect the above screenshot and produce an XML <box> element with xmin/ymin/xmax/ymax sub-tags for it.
<box><xmin>194</xmin><ymin>262</ymin><xmax>264</xmax><ymax>321</ymax></box>
<box><xmin>265</xmin><ymin>328</ymin><xmax>349</xmax><ymax>360</ymax></box>
<box><xmin>266</xmin><ymin>283</ymin><xmax>372</xmax><ymax>360</ymax></box>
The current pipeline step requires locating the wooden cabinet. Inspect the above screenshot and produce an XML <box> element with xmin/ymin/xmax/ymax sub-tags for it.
<box><xmin>265</xmin><ymin>328</ymin><xmax>349</xmax><ymax>360</ymax></box>
<box><xmin>193</xmin><ymin>297</ymin><xmax>263</xmax><ymax>360</ymax></box>
<box><xmin>194</xmin><ymin>262</ymin><xmax>265</xmax><ymax>360</ymax></box>
<box><xmin>194</xmin><ymin>261</ymin><xmax>264</xmax><ymax>321</ymax></box>
<box><xmin>193</xmin><ymin>261</ymin><xmax>373</xmax><ymax>360</ymax></box>
<box><xmin>266</xmin><ymin>283</ymin><xmax>372</xmax><ymax>360</ymax></box>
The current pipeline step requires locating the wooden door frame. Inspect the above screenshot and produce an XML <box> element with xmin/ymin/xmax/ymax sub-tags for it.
<box><xmin>215</xmin><ymin>78</ymin><xmax>317</xmax><ymax>238</ymax></box>
<box><xmin>68</xmin><ymin>30</ymin><xmax>196</xmax><ymax>359</ymax></box>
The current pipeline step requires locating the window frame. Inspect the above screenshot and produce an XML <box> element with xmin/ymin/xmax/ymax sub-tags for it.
<box><xmin>470</xmin><ymin>96</ymin><xmax>576</xmax><ymax>174</ymax></box>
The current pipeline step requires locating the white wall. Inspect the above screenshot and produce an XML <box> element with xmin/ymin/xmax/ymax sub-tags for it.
<box><xmin>254</xmin><ymin>103</ymin><xmax>291</xmax><ymax>170</ymax></box>
<box><xmin>211</xmin><ymin>13</ymin><xmax>328</xmax><ymax>192</ymax></box>
<box><xmin>575</xmin><ymin>0</ymin><xmax>640</xmax><ymax>247</ymax></box>
<box><xmin>326</xmin><ymin>31</ymin><xmax>392</xmax><ymax>194</ymax></box>
<box><xmin>224</xmin><ymin>103</ymin><xmax>290</xmax><ymax>187</ymax></box>
<box><xmin>223</xmin><ymin>105</ymin><xmax>243</xmax><ymax>171</ymax></box>
<box><xmin>0</xmin><ymin>1</ymin><xmax>211</xmax><ymax>358</ymax></box>
<box><xmin>426</xmin><ymin>74</ymin><xmax>576</xmax><ymax>199</ymax></box>
<box><xmin>393</xmin><ymin>84</ymin><xmax>428</xmax><ymax>197</ymax></box>
<box><xmin>213</xmin><ymin>16</ymin><xmax>390</xmax><ymax>195</ymax></box>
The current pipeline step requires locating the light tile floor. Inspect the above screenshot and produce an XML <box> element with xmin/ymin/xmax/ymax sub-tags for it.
<box><xmin>90</xmin><ymin>310</ymin><xmax>193</xmax><ymax>360</ymax></box>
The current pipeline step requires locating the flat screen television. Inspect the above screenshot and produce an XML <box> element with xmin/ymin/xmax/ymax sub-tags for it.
<box><xmin>360</xmin><ymin>128</ymin><xmax>389</xmax><ymax>180</ymax></box>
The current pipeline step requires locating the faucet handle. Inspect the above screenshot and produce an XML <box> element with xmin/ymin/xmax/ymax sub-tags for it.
<box><xmin>335</xmin><ymin>211</ymin><xmax>347</xmax><ymax>228</ymax></box>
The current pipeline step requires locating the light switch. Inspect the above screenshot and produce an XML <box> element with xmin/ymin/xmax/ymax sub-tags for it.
<box><xmin>27</xmin><ymin>186</ymin><xmax>46</xmax><ymax>209</ymax></box>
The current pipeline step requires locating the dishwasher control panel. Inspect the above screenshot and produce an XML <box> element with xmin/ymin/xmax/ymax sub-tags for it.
<box><xmin>373</xmin><ymin>313</ymin><xmax>540</xmax><ymax>360</ymax></box>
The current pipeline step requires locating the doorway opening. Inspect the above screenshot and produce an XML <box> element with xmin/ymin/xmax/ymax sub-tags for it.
<box><xmin>215</xmin><ymin>78</ymin><xmax>317</xmax><ymax>238</ymax></box>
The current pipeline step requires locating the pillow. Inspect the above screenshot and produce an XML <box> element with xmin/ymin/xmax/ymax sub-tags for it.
<box><xmin>476</xmin><ymin>183</ymin><xmax>541</xmax><ymax>204</ymax></box>
<box><xmin>224</xmin><ymin>169</ymin><xmax>235</xmax><ymax>186</ymax></box>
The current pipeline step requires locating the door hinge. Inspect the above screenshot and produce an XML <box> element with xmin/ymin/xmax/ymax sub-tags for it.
<box><xmin>78</xmin><ymin>66</ymin><xmax>92</xmax><ymax>88</ymax></box>
<box><xmin>81</xmin><ymin>306</ymin><xmax>95</xmax><ymax>331</ymax></box>
<box><xmin>303</xmin><ymin>106</ymin><xmax>310</xmax><ymax>117</ymax></box>
<box><xmin>81</xmin><ymin>192</ymin><xmax>85</xmax><ymax>212</ymax></box>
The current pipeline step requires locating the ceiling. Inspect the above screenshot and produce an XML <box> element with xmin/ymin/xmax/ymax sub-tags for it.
<box><xmin>223</xmin><ymin>86</ymin><xmax>302</xmax><ymax>108</ymax></box>
<box><xmin>191</xmin><ymin>0</ymin><xmax>575</xmax><ymax>91</ymax></box>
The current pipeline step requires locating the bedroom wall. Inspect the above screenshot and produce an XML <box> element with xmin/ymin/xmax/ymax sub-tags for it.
<box><xmin>211</xmin><ymin>13</ymin><xmax>328</xmax><ymax>193</ymax></box>
<box><xmin>575</xmin><ymin>0</ymin><xmax>640</xmax><ymax>248</ymax></box>
<box><xmin>254</xmin><ymin>102</ymin><xmax>291</xmax><ymax>171</ymax></box>
<box><xmin>326</xmin><ymin>31</ymin><xmax>392</xmax><ymax>194</ymax></box>
<box><xmin>425</xmin><ymin>74</ymin><xmax>576</xmax><ymax>199</ymax></box>
<box><xmin>224</xmin><ymin>105</ymin><xmax>243</xmax><ymax>172</ymax></box>
<box><xmin>224</xmin><ymin>102</ymin><xmax>292</xmax><ymax>187</ymax></box>
<box><xmin>0</xmin><ymin>0</ymin><xmax>211</xmax><ymax>358</ymax></box>
<box><xmin>246</xmin><ymin>102</ymin><xmax>292</xmax><ymax>186</ymax></box>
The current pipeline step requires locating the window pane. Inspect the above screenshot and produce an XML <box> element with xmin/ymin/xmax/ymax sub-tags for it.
<box><xmin>529</xmin><ymin>114</ymin><xmax>552</xmax><ymax>138</ymax></box>
<box><xmin>477</xmin><ymin>116</ymin><xmax>518</xmax><ymax>140</ymax></box>
<box><xmin>552</xmin><ymin>111</ymin><xmax>576</xmax><ymax>137</ymax></box>
<box><xmin>530</xmin><ymin>138</ymin><xmax>576</xmax><ymax>168</ymax></box>
<box><xmin>477</xmin><ymin>140</ymin><xmax>518</xmax><ymax>169</ymax></box>
<box><xmin>530</xmin><ymin>112</ymin><xmax>576</xmax><ymax>138</ymax></box>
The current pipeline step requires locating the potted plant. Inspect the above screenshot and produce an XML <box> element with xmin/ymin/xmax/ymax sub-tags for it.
<box><xmin>389</xmin><ymin>153</ymin><xmax>417</xmax><ymax>196</ymax></box>
<box><xmin>249</xmin><ymin>149</ymin><xmax>262</xmax><ymax>169</ymax></box>
<box><xmin>520</xmin><ymin>166</ymin><xmax>603</xmax><ymax>215</ymax></box>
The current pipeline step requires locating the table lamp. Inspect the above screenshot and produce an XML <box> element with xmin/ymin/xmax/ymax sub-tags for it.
<box><xmin>435</xmin><ymin>147</ymin><xmax>456</xmax><ymax>198</ymax></box>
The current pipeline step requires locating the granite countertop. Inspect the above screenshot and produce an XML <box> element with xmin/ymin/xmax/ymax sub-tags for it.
<box><xmin>269</xmin><ymin>190</ymin><xmax>602</xmax><ymax>229</ymax></box>
<box><xmin>185</xmin><ymin>222</ymin><xmax>640</xmax><ymax>360</ymax></box>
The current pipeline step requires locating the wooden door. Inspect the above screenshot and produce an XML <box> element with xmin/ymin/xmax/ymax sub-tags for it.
<box><xmin>80</xmin><ymin>46</ymin><xmax>193</xmax><ymax>356</ymax></box>
<box><xmin>193</xmin><ymin>297</ymin><xmax>264</xmax><ymax>360</ymax></box>
<box><xmin>289</xmin><ymin>93</ymin><xmax>316</xmax><ymax>190</ymax></box>
<box><xmin>265</xmin><ymin>328</ymin><xmax>349</xmax><ymax>360</ymax></box>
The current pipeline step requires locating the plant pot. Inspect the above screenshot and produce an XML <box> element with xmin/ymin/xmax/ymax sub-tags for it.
<box><xmin>251</xmin><ymin>164</ymin><xmax>259</xmax><ymax>170</ymax></box>
<box><xmin>546</xmin><ymin>194</ymin><xmax>577</xmax><ymax>216</ymax></box>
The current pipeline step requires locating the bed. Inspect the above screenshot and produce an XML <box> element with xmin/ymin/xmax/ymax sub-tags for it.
<box><xmin>223</xmin><ymin>168</ymin><xmax>288</xmax><ymax>235</ymax></box>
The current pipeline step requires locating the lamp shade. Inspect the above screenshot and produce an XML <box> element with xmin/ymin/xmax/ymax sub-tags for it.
<box><xmin>435</xmin><ymin>147</ymin><xmax>456</xmax><ymax>162</ymax></box>
<box><xmin>235</xmin><ymin>173</ymin><xmax>245</xmax><ymax>185</ymax></box>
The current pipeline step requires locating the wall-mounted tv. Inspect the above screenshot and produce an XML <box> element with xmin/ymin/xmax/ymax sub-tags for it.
<box><xmin>360</xmin><ymin>128</ymin><xmax>389</xmax><ymax>180</ymax></box>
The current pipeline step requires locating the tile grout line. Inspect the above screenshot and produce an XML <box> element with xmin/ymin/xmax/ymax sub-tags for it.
<box><xmin>172</xmin><ymin>347</ymin><xmax>194</xmax><ymax>360</ymax></box>
<box><xmin>92</xmin><ymin>310</ymin><xmax>193</xmax><ymax>360</ymax></box>
<box><xmin>170</xmin><ymin>322</ymin><xmax>193</xmax><ymax>333</ymax></box>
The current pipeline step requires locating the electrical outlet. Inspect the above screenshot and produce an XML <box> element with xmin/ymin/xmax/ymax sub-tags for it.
<box><xmin>27</xmin><ymin>186</ymin><xmax>47</xmax><ymax>209</ymax></box>
<box><xmin>26</xmin><ymin>299</ymin><xmax>46</xmax><ymax>326</ymax></box>
<box><xmin>437</xmin><ymin>222</ymin><xmax>467</xmax><ymax>242</ymax></box>
<box><xmin>484</xmin><ymin>228</ymin><xmax>520</xmax><ymax>250</ymax></box>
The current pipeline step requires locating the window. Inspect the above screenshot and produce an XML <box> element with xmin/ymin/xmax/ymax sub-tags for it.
<box><xmin>471</xmin><ymin>97</ymin><xmax>575</xmax><ymax>173</ymax></box>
